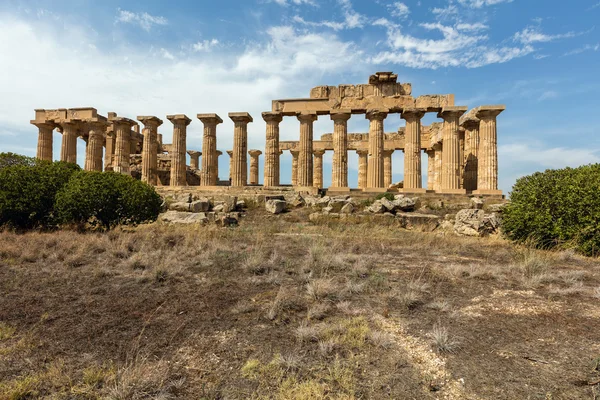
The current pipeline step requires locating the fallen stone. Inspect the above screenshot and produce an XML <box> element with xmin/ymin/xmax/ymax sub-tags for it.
<box><xmin>212</xmin><ymin>204</ymin><xmax>225</xmax><ymax>213</ymax></box>
<box><xmin>393</xmin><ymin>197</ymin><xmax>416</xmax><ymax>212</ymax></box>
<box><xmin>322</xmin><ymin>206</ymin><xmax>333</xmax><ymax>214</ymax></box>
<box><xmin>224</xmin><ymin>196</ymin><xmax>238</xmax><ymax>212</ymax></box>
<box><xmin>454</xmin><ymin>209</ymin><xmax>499</xmax><ymax>237</ymax></box>
<box><xmin>266</xmin><ymin>199</ymin><xmax>286</xmax><ymax>214</ymax></box>
<box><xmin>190</xmin><ymin>198</ymin><xmax>210</xmax><ymax>212</ymax></box>
<box><xmin>159</xmin><ymin>211</ymin><xmax>208</xmax><ymax>224</ymax></box>
<box><xmin>487</xmin><ymin>203</ymin><xmax>506</xmax><ymax>213</ymax></box>
<box><xmin>470</xmin><ymin>197</ymin><xmax>484</xmax><ymax>210</ymax></box>
<box><xmin>340</xmin><ymin>203</ymin><xmax>355</xmax><ymax>214</ymax></box>
<box><xmin>288</xmin><ymin>193</ymin><xmax>305</xmax><ymax>208</ymax></box>
<box><xmin>380</xmin><ymin>197</ymin><xmax>396</xmax><ymax>212</ymax></box>
<box><xmin>236</xmin><ymin>200</ymin><xmax>246</xmax><ymax>209</ymax></box>
<box><xmin>328</xmin><ymin>198</ymin><xmax>347</xmax><ymax>212</ymax></box>
<box><xmin>175</xmin><ymin>193</ymin><xmax>192</xmax><ymax>203</ymax></box>
<box><xmin>367</xmin><ymin>200</ymin><xmax>386</xmax><ymax>214</ymax></box>
<box><xmin>169</xmin><ymin>202</ymin><xmax>193</xmax><ymax>212</ymax></box>
<box><xmin>396</xmin><ymin>212</ymin><xmax>440</xmax><ymax>232</ymax></box>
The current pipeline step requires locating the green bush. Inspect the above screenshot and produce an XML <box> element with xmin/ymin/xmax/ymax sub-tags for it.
<box><xmin>0</xmin><ymin>152</ymin><xmax>37</xmax><ymax>169</ymax></box>
<box><xmin>375</xmin><ymin>193</ymin><xmax>395</xmax><ymax>202</ymax></box>
<box><xmin>0</xmin><ymin>161</ymin><xmax>80</xmax><ymax>229</ymax></box>
<box><xmin>55</xmin><ymin>171</ymin><xmax>162</xmax><ymax>230</ymax></box>
<box><xmin>502</xmin><ymin>164</ymin><xmax>600</xmax><ymax>256</ymax></box>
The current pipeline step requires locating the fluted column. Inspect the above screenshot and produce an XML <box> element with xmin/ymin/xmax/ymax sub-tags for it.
<box><xmin>433</xmin><ymin>143</ymin><xmax>442</xmax><ymax>191</ymax></box>
<box><xmin>226</xmin><ymin>150</ymin><xmax>233</xmax><ymax>181</ymax></box>
<box><xmin>197</xmin><ymin>114</ymin><xmax>223</xmax><ymax>187</ymax></box>
<box><xmin>330</xmin><ymin>111</ymin><xmax>351</xmax><ymax>189</ymax></box>
<box><xmin>297</xmin><ymin>112</ymin><xmax>317</xmax><ymax>187</ymax></box>
<box><xmin>215</xmin><ymin>150</ymin><xmax>222</xmax><ymax>182</ymax></box>
<box><xmin>229</xmin><ymin>112</ymin><xmax>253</xmax><ymax>187</ymax></box>
<box><xmin>188</xmin><ymin>151</ymin><xmax>201</xmax><ymax>170</ymax></box>
<box><xmin>60</xmin><ymin>122</ymin><xmax>79</xmax><ymax>163</ymax></box>
<box><xmin>138</xmin><ymin>116</ymin><xmax>163</xmax><ymax>185</ymax></box>
<box><xmin>438</xmin><ymin>107</ymin><xmax>467</xmax><ymax>193</ymax></box>
<box><xmin>248</xmin><ymin>150</ymin><xmax>262</xmax><ymax>185</ymax></box>
<box><xmin>426</xmin><ymin>150</ymin><xmax>435</xmax><ymax>190</ymax></box>
<box><xmin>313</xmin><ymin>149</ymin><xmax>325</xmax><ymax>188</ymax></box>
<box><xmin>474</xmin><ymin>106</ymin><xmax>505</xmax><ymax>194</ymax></box>
<box><xmin>84</xmin><ymin>123</ymin><xmax>106</xmax><ymax>171</ymax></box>
<box><xmin>383</xmin><ymin>150</ymin><xmax>393</xmax><ymax>188</ymax></box>
<box><xmin>356</xmin><ymin>149</ymin><xmax>368</xmax><ymax>189</ymax></box>
<box><xmin>290</xmin><ymin>150</ymin><xmax>299</xmax><ymax>186</ymax></box>
<box><xmin>33</xmin><ymin>122</ymin><xmax>54</xmax><ymax>161</ymax></box>
<box><xmin>105</xmin><ymin>129</ymin><xmax>115</xmax><ymax>171</ymax></box>
<box><xmin>262</xmin><ymin>112</ymin><xmax>283</xmax><ymax>188</ymax></box>
<box><xmin>463</xmin><ymin>119</ymin><xmax>479</xmax><ymax>191</ymax></box>
<box><xmin>167</xmin><ymin>114</ymin><xmax>192</xmax><ymax>187</ymax></box>
<box><xmin>366</xmin><ymin>109</ymin><xmax>388</xmax><ymax>190</ymax></box>
<box><xmin>402</xmin><ymin>108</ymin><xmax>426</xmax><ymax>192</ymax></box>
<box><xmin>111</xmin><ymin>117</ymin><xmax>136</xmax><ymax>174</ymax></box>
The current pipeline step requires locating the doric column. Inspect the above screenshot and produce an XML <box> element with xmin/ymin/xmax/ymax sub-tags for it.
<box><xmin>433</xmin><ymin>143</ymin><xmax>442</xmax><ymax>191</ymax></box>
<box><xmin>197</xmin><ymin>114</ymin><xmax>223</xmax><ymax>187</ymax></box>
<box><xmin>167</xmin><ymin>114</ymin><xmax>192</xmax><ymax>187</ymax></box>
<box><xmin>330</xmin><ymin>111</ymin><xmax>351</xmax><ymax>189</ymax></box>
<box><xmin>356</xmin><ymin>149</ymin><xmax>368</xmax><ymax>189</ymax></box>
<box><xmin>32</xmin><ymin>122</ymin><xmax>54</xmax><ymax>161</ymax></box>
<box><xmin>229</xmin><ymin>112</ymin><xmax>253</xmax><ymax>187</ymax></box>
<box><xmin>111</xmin><ymin>117</ymin><xmax>136</xmax><ymax>174</ymax></box>
<box><xmin>313</xmin><ymin>149</ymin><xmax>325</xmax><ymax>188</ymax></box>
<box><xmin>402</xmin><ymin>108</ymin><xmax>426</xmax><ymax>192</ymax></box>
<box><xmin>60</xmin><ymin>122</ymin><xmax>79</xmax><ymax>164</ymax></box>
<box><xmin>84</xmin><ymin>123</ymin><xmax>106</xmax><ymax>171</ymax></box>
<box><xmin>262</xmin><ymin>112</ymin><xmax>283</xmax><ymax>188</ymax></box>
<box><xmin>426</xmin><ymin>150</ymin><xmax>435</xmax><ymax>190</ymax></box>
<box><xmin>226</xmin><ymin>150</ymin><xmax>233</xmax><ymax>181</ymax></box>
<box><xmin>474</xmin><ymin>106</ymin><xmax>505</xmax><ymax>195</ymax></box>
<box><xmin>462</xmin><ymin>119</ymin><xmax>479</xmax><ymax>191</ymax></box>
<box><xmin>383</xmin><ymin>150</ymin><xmax>393</xmax><ymax>188</ymax></box>
<box><xmin>459</xmin><ymin>128</ymin><xmax>465</xmax><ymax>188</ymax></box>
<box><xmin>138</xmin><ymin>116</ymin><xmax>163</xmax><ymax>185</ymax></box>
<box><xmin>290</xmin><ymin>150</ymin><xmax>299</xmax><ymax>186</ymax></box>
<box><xmin>366</xmin><ymin>109</ymin><xmax>388</xmax><ymax>190</ymax></box>
<box><xmin>188</xmin><ymin>151</ymin><xmax>201</xmax><ymax>170</ymax></box>
<box><xmin>248</xmin><ymin>150</ymin><xmax>262</xmax><ymax>185</ymax></box>
<box><xmin>105</xmin><ymin>129</ymin><xmax>115</xmax><ymax>171</ymax></box>
<box><xmin>215</xmin><ymin>150</ymin><xmax>222</xmax><ymax>182</ymax></box>
<box><xmin>438</xmin><ymin>107</ymin><xmax>467</xmax><ymax>193</ymax></box>
<box><xmin>157</xmin><ymin>134</ymin><xmax>163</xmax><ymax>152</ymax></box>
<box><xmin>297</xmin><ymin>112</ymin><xmax>317</xmax><ymax>187</ymax></box>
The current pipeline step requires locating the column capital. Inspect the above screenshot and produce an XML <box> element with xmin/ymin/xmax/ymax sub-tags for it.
<box><xmin>290</xmin><ymin>149</ymin><xmax>299</xmax><ymax>156</ymax></box>
<box><xmin>313</xmin><ymin>149</ymin><xmax>326</xmax><ymax>156</ymax></box>
<box><xmin>461</xmin><ymin>117</ymin><xmax>480</xmax><ymax>130</ymax></box>
<box><xmin>197</xmin><ymin>113</ymin><xmax>224</xmax><ymax>125</ymax></box>
<box><xmin>226</xmin><ymin>150</ymin><xmax>233</xmax><ymax>157</ymax></box>
<box><xmin>356</xmin><ymin>149</ymin><xmax>368</xmax><ymax>156</ymax></box>
<box><xmin>187</xmin><ymin>150</ymin><xmax>201</xmax><ymax>157</ymax></box>
<box><xmin>229</xmin><ymin>112</ymin><xmax>253</xmax><ymax>124</ymax></box>
<box><xmin>437</xmin><ymin>106</ymin><xmax>468</xmax><ymax>120</ymax></box>
<box><xmin>365</xmin><ymin>109</ymin><xmax>389</xmax><ymax>121</ymax></box>
<box><xmin>137</xmin><ymin>116</ymin><xmax>164</xmax><ymax>127</ymax></box>
<box><xmin>30</xmin><ymin>121</ymin><xmax>56</xmax><ymax>130</ymax></box>
<box><xmin>297</xmin><ymin>112</ymin><xmax>318</xmax><ymax>123</ymax></box>
<box><xmin>248</xmin><ymin>149</ymin><xmax>262</xmax><ymax>157</ymax></box>
<box><xmin>109</xmin><ymin>116</ymin><xmax>136</xmax><ymax>127</ymax></box>
<box><xmin>476</xmin><ymin>105</ymin><xmax>506</xmax><ymax>120</ymax></box>
<box><xmin>167</xmin><ymin>114</ymin><xmax>192</xmax><ymax>126</ymax></box>
<box><xmin>401</xmin><ymin>108</ymin><xmax>427</xmax><ymax>121</ymax></box>
<box><xmin>382</xmin><ymin>149</ymin><xmax>394</xmax><ymax>157</ymax></box>
<box><xmin>262</xmin><ymin>111</ymin><xmax>283</xmax><ymax>123</ymax></box>
<box><xmin>330</xmin><ymin>110</ymin><xmax>352</xmax><ymax>121</ymax></box>
<box><xmin>216</xmin><ymin>150</ymin><xmax>223</xmax><ymax>156</ymax></box>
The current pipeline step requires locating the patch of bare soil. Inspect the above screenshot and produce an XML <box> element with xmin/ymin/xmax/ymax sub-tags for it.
<box><xmin>1</xmin><ymin>211</ymin><xmax>599</xmax><ymax>399</ymax></box>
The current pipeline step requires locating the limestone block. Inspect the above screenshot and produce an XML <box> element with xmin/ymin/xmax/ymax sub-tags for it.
<box><xmin>236</xmin><ymin>200</ymin><xmax>246</xmax><ymax>209</ymax></box>
<box><xmin>327</xmin><ymin>198</ymin><xmax>347</xmax><ymax>212</ymax></box>
<box><xmin>322</xmin><ymin>206</ymin><xmax>334</xmax><ymax>214</ymax></box>
<box><xmin>340</xmin><ymin>203</ymin><xmax>355</xmax><ymax>214</ymax></box>
<box><xmin>453</xmin><ymin>209</ymin><xmax>499</xmax><ymax>237</ymax></box>
<box><xmin>190</xmin><ymin>199</ymin><xmax>210</xmax><ymax>213</ymax></box>
<box><xmin>470</xmin><ymin>198</ymin><xmax>484</xmax><ymax>210</ymax></box>
<box><xmin>159</xmin><ymin>211</ymin><xmax>208</xmax><ymax>224</ymax></box>
<box><xmin>287</xmin><ymin>193</ymin><xmax>305</xmax><ymax>208</ymax></box>
<box><xmin>392</xmin><ymin>197</ymin><xmax>416</xmax><ymax>212</ymax></box>
<box><xmin>169</xmin><ymin>202</ymin><xmax>193</xmax><ymax>212</ymax></box>
<box><xmin>367</xmin><ymin>200</ymin><xmax>386</xmax><ymax>214</ymax></box>
<box><xmin>380</xmin><ymin>198</ymin><xmax>396</xmax><ymax>212</ymax></box>
<box><xmin>396</xmin><ymin>213</ymin><xmax>440</xmax><ymax>232</ymax></box>
<box><xmin>486</xmin><ymin>203</ymin><xmax>506</xmax><ymax>213</ymax></box>
<box><xmin>266</xmin><ymin>199</ymin><xmax>286</xmax><ymax>214</ymax></box>
<box><xmin>212</xmin><ymin>204</ymin><xmax>225</xmax><ymax>213</ymax></box>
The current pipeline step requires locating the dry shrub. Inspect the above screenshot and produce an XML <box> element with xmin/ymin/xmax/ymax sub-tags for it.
<box><xmin>105</xmin><ymin>357</ymin><xmax>181</xmax><ymax>399</ymax></box>
<box><xmin>428</xmin><ymin>323</ymin><xmax>460</xmax><ymax>353</ymax></box>
<box><xmin>306</xmin><ymin>278</ymin><xmax>339</xmax><ymax>300</ymax></box>
<box><xmin>307</xmin><ymin>303</ymin><xmax>331</xmax><ymax>320</ymax></box>
<box><xmin>295</xmin><ymin>323</ymin><xmax>320</xmax><ymax>343</ymax></box>
<box><xmin>367</xmin><ymin>330</ymin><xmax>394</xmax><ymax>349</ymax></box>
<box><xmin>267</xmin><ymin>286</ymin><xmax>305</xmax><ymax>320</ymax></box>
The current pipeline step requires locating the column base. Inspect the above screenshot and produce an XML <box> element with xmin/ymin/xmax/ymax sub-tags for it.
<box><xmin>295</xmin><ymin>186</ymin><xmax>320</xmax><ymax>195</ymax></box>
<box><xmin>473</xmin><ymin>189</ymin><xmax>503</xmax><ymax>196</ymax></box>
<box><xmin>438</xmin><ymin>189</ymin><xmax>467</xmax><ymax>194</ymax></box>
<box><xmin>364</xmin><ymin>187</ymin><xmax>388</xmax><ymax>193</ymax></box>
<box><xmin>401</xmin><ymin>188</ymin><xmax>427</xmax><ymax>194</ymax></box>
<box><xmin>328</xmin><ymin>187</ymin><xmax>351</xmax><ymax>192</ymax></box>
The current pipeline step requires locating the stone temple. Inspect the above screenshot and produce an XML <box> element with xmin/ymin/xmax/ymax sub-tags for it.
<box><xmin>30</xmin><ymin>72</ymin><xmax>505</xmax><ymax>196</ymax></box>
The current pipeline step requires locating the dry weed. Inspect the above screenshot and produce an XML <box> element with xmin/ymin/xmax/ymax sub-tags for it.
<box><xmin>428</xmin><ymin>323</ymin><xmax>460</xmax><ymax>353</ymax></box>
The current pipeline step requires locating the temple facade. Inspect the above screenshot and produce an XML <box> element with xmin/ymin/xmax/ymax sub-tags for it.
<box><xmin>30</xmin><ymin>72</ymin><xmax>505</xmax><ymax>195</ymax></box>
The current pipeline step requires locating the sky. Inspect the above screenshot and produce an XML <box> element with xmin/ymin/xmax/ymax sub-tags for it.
<box><xmin>0</xmin><ymin>0</ymin><xmax>599</xmax><ymax>194</ymax></box>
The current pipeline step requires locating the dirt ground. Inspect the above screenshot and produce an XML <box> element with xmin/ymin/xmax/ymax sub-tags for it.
<box><xmin>1</xmin><ymin>209</ymin><xmax>600</xmax><ymax>399</ymax></box>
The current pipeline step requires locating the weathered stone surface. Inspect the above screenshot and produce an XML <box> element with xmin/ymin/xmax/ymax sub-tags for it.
<box><xmin>367</xmin><ymin>200</ymin><xmax>386</xmax><ymax>214</ymax></box>
<box><xmin>266</xmin><ymin>199</ymin><xmax>286</xmax><ymax>214</ymax></box>
<box><xmin>454</xmin><ymin>209</ymin><xmax>500</xmax><ymax>237</ymax></box>
<box><xmin>396</xmin><ymin>213</ymin><xmax>440</xmax><ymax>231</ymax></box>
<box><xmin>322</xmin><ymin>206</ymin><xmax>333</xmax><ymax>214</ymax></box>
<box><xmin>393</xmin><ymin>197</ymin><xmax>416</xmax><ymax>212</ymax></box>
<box><xmin>340</xmin><ymin>203</ymin><xmax>355</xmax><ymax>214</ymax></box>
<box><xmin>328</xmin><ymin>198</ymin><xmax>347</xmax><ymax>212</ymax></box>
<box><xmin>224</xmin><ymin>196</ymin><xmax>238</xmax><ymax>212</ymax></box>
<box><xmin>190</xmin><ymin>198</ymin><xmax>210</xmax><ymax>212</ymax></box>
<box><xmin>175</xmin><ymin>193</ymin><xmax>192</xmax><ymax>203</ymax></box>
<box><xmin>236</xmin><ymin>200</ymin><xmax>246</xmax><ymax>209</ymax></box>
<box><xmin>159</xmin><ymin>211</ymin><xmax>208</xmax><ymax>224</ymax></box>
<box><xmin>169</xmin><ymin>202</ymin><xmax>193</xmax><ymax>212</ymax></box>
<box><xmin>380</xmin><ymin>198</ymin><xmax>396</xmax><ymax>212</ymax></box>
<box><xmin>470</xmin><ymin>197</ymin><xmax>484</xmax><ymax>210</ymax></box>
<box><xmin>287</xmin><ymin>193</ymin><xmax>305</xmax><ymax>208</ymax></box>
<box><xmin>487</xmin><ymin>203</ymin><xmax>506</xmax><ymax>213</ymax></box>
<box><xmin>212</xmin><ymin>204</ymin><xmax>225</xmax><ymax>213</ymax></box>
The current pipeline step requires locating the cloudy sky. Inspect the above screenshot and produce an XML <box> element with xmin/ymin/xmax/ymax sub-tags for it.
<box><xmin>1</xmin><ymin>0</ymin><xmax>599</xmax><ymax>194</ymax></box>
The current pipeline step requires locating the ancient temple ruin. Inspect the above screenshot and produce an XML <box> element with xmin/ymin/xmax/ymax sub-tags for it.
<box><xmin>30</xmin><ymin>72</ymin><xmax>505</xmax><ymax>195</ymax></box>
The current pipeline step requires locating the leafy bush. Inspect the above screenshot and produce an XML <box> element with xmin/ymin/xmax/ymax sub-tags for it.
<box><xmin>0</xmin><ymin>161</ymin><xmax>80</xmax><ymax>229</ymax></box>
<box><xmin>55</xmin><ymin>171</ymin><xmax>162</xmax><ymax>230</ymax></box>
<box><xmin>0</xmin><ymin>152</ymin><xmax>37</xmax><ymax>169</ymax></box>
<box><xmin>375</xmin><ymin>193</ymin><xmax>395</xmax><ymax>202</ymax></box>
<box><xmin>503</xmin><ymin>164</ymin><xmax>600</xmax><ymax>256</ymax></box>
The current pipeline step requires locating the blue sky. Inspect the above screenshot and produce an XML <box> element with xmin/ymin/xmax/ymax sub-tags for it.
<box><xmin>0</xmin><ymin>0</ymin><xmax>599</xmax><ymax>194</ymax></box>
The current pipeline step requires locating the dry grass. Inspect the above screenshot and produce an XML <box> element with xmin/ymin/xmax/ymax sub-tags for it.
<box><xmin>1</xmin><ymin>214</ymin><xmax>599</xmax><ymax>399</ymax></box>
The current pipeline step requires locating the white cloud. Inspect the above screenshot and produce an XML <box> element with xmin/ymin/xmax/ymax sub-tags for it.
<box><xmin>292</xmin><ymin>15</ymin><xmax>345</xmax><ymax>30</ymax></box>
<box><xmin>499</xmin><ymin>143</ymin><xmax>600</xmax><ymax>169</ymax></box>
<box><xmin>192</xmin><ymin>39</ymin><xmax>220</xmax><ymax>52</ymax></box>
<box><xmin>432</xmin><ymin>4</ymin><xmax>458</xmax><ymax>19</ymax></box>
<box><xmin>457</xmin><ymin>0</ymin><xmax>513</xmax><ymax>8</ymax></box>
<box><xmin>563</xmin><ymin>43</ymin><xmax>599</xmax><ymax>56</ymax></box>
<box><xmin>389</xmin><ymin>2</ymin><xmax>410</xmax><ymax>18</ymax></box>
<box><xmin>160</xmin><ymin>48</ymin><xmax>175</xmax><ymax>60</ymax></box>
<box><xmin>588</xmin><ymin>2</ymin><xmax>600</xmax><ymax>10</ymax></box>
<box><xmin>271</xmin><ymin>0</ymin><xmax>317</xmax><ymax>5</ymax></box>
<box><xmin>537</xmin><ymin>90</ymin><xmax>558</xmax><ymax>101</ymax></box>
<box><xmin>290</xmin><ymin>0</ymin><xmax>365</xmax><ymax>30</ymax></box>
<box><xmin>456</xmin><ymin>22</ymin><xmax>488</xmax><ymax>32</ymax></box>
<box><xmin>514</xmin><ymin>27</ymin><xmax>580</xmax><ymax>44</ymax></box>
<box><xmin>115</xmin><ymin>9</ymin><xmax>167</xmax><ymax>32</ymax></box>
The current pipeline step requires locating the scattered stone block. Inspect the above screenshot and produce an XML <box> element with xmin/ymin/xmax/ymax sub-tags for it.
<box><xmin>190</xmin><ymin>198</ymin><xmax>210</xmax><ymax>212</ymax></box>
<box><xmin>367</xmin><ymin>200</ymin><xmax>386</xmax><ymax>214</ymax></box>
<box><xmin>169</xmin><ymin>202</ymin><xmax>192</xmax><ymax>212</ymax></box>
<box><xmin>159</xmin><ymin>211</ymin><xmax>208</xmax><ymax>224</ymax></box>
<box><xmin>393</xmin><ymin>197</ymin><xmax>416</xmax><ymax>212</ymax></box>
<box><xmin>470</xmin><ymin>197</ymin><xmax>484</xmax><ymax>210</ymax></box>
<box><xmin>266</xmin><ymin>199</ymin><xmax>286</xmax><ymax>214</ymax></box>
<box><xmin>340</xmin><ymin>203</ymin><xmax>355</xmax><ymax>214</ymax></box>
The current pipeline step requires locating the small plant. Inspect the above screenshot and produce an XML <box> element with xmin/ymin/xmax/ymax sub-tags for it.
<box><xmin>367</xmin><ymin>330</ymin><xmax>394</xmax><ymax>349</ymax></box>
<box><xmin>375</xmin><ymin>192</ymin><xmax>395</xmax><ymax>202</ymax></box>
<box><xmin>0</xmin><ymin>322</ymin><xmax>16</xmax><ymax>340</ymax></box>
<box><xmin>428</xmin><ymin>323</ymin><xmax>460</xmax><ymax>353</ymax></box>
<box><xmin>155</xmin><ymin>269</ymin><xmax>168</xmax><ymax>283</ymax></box>
<box><xmin>294</xmin><ymin>323</ymin><xmax>320</xmax><ymax>343</ymax></box>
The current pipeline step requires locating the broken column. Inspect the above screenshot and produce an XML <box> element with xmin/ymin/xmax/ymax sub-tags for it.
<box><xmin>138</xmin><ymin>116</ymin><xmax>163</xmax><ymax>185</ymax></box>
<box><xmin>263</xmin><ymin>112</ymin><xmax>283</xmax><ymax>188</ymax></box>
<box><xmin>290</xmin><ymin>150</ymin><xmax>299</xmax><ymax>186</ymax></box>
<box><xmin>229</xmin><ymin>112</ymin><xmax>253</xmax><ymax>187</ymax></box>
<box><xmin>402</xmin><ymin>108</ymin><xmax>427</xmax><ymax>192</ymax></box>
<box><xmin>438</xmin><ymin>106</ymin><xmax>467</xmax><ymax>193</ymax></box>
<box><xmin>474</xmin><ymin>105</ymin><xmax>505</xmax><ymax>195</ymax></box>
<box><xmin>356</xmin><ymin>149</ymin><xmax>368</xmax><ymax>189</ymax></box>
<box><xmin>167</xmin><ymin>114</ymin><xmax>192</xmax><ymax>187</ymax></box>
<box><xmin>188</xmin><ymin>150</ymin><xmax>201</xmax><ymax>170</ymax></box>
<box><xmin>297</xmin><ymin>112</ymin><xmax>317</xmax><ymax>187</ymax></box>
<box><xmin>197</xmin><ymin>114</ymin><xmax>223</xmax><ymax>186</ymax></box>
<box><xmin>330</xmin><ymin>111</ymin><xmax>351</xmax><ymax>190</ymax></box>
<box><xmin>226</xmin><ymin>150</ymin><xmax>233</xmax><ymax>181</ymax></box>
<box><xmin>248</xmin><ymin>149</ymin><xmax>262</xmax><ymax>185</ymax></box>
<box><xmin>426</xmin><ymin>150</ymin><xmax>435</xmax><ymax>190</ymax></box>
<box><xmin>313</xmin><ymin>149</ymin><xmax>325</xmax><ymax>188</ymax></box>
<box><xmin>383</xmin><ymin>149</ymin><xmax>393</xmax><ymax>188</ymax></box>
<box><xmin>366</xmin><ymin>109</ymin><xmax>388</xmax><ymax>190</ymax></box>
